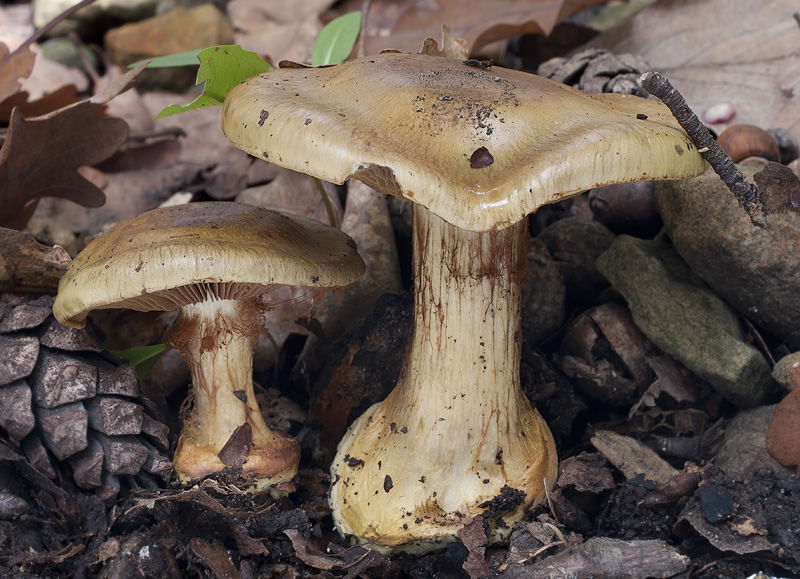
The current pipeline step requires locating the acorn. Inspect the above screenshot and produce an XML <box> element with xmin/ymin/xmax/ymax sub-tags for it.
<box><xmin>716</xmin><ymin>124</ymin><xmax>780</xmax><ymax>163</ymax></box>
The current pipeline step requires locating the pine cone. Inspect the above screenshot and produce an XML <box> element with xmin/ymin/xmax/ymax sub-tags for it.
<box><xmin>537</xmin><ymin>48</ymin><xmax>652</xmax><ymax>97</ymax></box>
<box><xmin>0</xmin><ymin>293</ymin><xmax>171</xmax><ymax>501</ymax></box>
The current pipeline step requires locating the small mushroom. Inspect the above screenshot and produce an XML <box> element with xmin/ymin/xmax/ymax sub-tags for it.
<box><xmin>53</xmin><ymin>202</ymin><xmax>365</xmax><ymax>486</ymax></box>
<box><xmin>221</xmin><ymin>51</ymin><xmax>705</xmax><ymax>548</ymax></box>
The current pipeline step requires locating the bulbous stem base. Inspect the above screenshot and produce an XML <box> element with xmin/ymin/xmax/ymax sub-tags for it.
<box><xmin>169</xmin><ymin>297</ymin><xmax>299</xmax><ymax>484</ymax></box>
<box><xmin>330</xmin><ymin>207</ymin><xmax>557</xmax><ymax>552</ymax></box>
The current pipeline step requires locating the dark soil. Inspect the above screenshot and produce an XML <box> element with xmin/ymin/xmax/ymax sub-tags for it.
<box><xmin>0</xmin><ymin>289</ymin><xmax>798</xmax><ymax>579</ymax></box>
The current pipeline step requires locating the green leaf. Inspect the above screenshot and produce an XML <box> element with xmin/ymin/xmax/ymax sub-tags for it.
<box><xmin>311</xmin><ymin>12</ymin><xmax>362</xmax><ymax>67</ymax></box>
<box><xmin>109</xmin><ymin>343</ymin><xmax>167</xmax><ymax>380</ymax></box>
<box><xmin>155</xmin><ymin>45</ymin><xmax>271</xmax><ymax>119</ymax></box>
<box><xmin>130</xmin><ymin>49</ymin><xmax>203</xmax><ymax>69</ymax></box>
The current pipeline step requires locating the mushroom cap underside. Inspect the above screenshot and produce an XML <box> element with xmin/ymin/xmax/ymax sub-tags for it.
<box><xmin>222</xmin><ymin>52</ymin><xmax>706</xmax><ymax>232</ymax></box>
<box><xmin>53</xmin><ymin>202</ymin><xmax>366</xmax><ymax>328</ymax></box>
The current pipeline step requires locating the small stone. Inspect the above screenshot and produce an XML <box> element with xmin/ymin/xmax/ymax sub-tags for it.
<box><xmin>715</xmin><ymin>405</ymin><xmax>783</xmax><ymax>481</ymax></box>
<box><xmin>596</xmin><ymin>236</ymin><xmax>772</xmax><ymax>407</ymax></box>
<box><xmin>36</xmin><ymin>402</ymin><xmax>89</xmax><ymax>460</ymax></box>
<box><xmin>698</xmin><ymin>484</ymin><xmax>735</xmax><ymax>523</ymax></box>
<box><xmin>104</xmin><ymin>4</ymin><xmax>234</xmax><ymax>91</ymax></box>
<box><xmin>773</xmin><ymin>353</ymin><xmax>800</xmax><ymax>390</ymax></box>
<box><xmin>654</xmin><ymin>165</ymin><xmax>800</xmax><ymax>350</ymax></box>
<box><xmin>536</xmin><ymin>216</ymin><xmax>615</xmax><ymax>307</ymax></box>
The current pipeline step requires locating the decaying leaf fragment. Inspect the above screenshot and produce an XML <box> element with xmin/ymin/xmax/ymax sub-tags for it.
<box><xmin>590</xmin><ymin>430</ymin><xmax>680</xmax><ymax>486</ymax></box>
<box><xmin>0</xmin><ymin>62</ymin><xmax>147</xmax><ymax>230</ymax></box>
<box><xmin>0</xmin><ymin>102</ymin><xmax>128</xmax><ymax>229</ymax></box>
<box><xmin>458</xmin><ymin>517</ymin><xmax>492</xmax><ymax>579</ymax></box>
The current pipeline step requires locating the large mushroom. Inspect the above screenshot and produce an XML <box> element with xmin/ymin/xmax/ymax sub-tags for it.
<box><xmin>53</xmin><ymin>202</ymin><xmax>365</xmax><ymax>487</ymax></box>
<box><xmin>221</xmin><ymin>51</ymin><xmax>706</xmax><ymax>548</ymax></box>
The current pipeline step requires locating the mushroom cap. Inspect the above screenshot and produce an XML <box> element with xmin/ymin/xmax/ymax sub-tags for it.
<box><xmin>222</xmin><ymin>52</ymin><xmax>706</xmax><ymax>232</ymax></box>
<box><xmin>53</xmin><ymin>202</ymin><xmax>366</xmax><ymax>328</ymax></box>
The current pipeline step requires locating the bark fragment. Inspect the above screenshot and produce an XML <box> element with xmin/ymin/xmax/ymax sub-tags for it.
<box><xmin>499</xmin><ymin>537</ymin><xmax>688</xmax><ymax>578</ymax></box>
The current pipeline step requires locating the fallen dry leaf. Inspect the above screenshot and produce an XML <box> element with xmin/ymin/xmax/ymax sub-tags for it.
<box><xmin>229</xmin><ymin>0</ymin><xmax>335</xmax><ymax>64</ymax></box>
<box><xmin>587</xmin><ymin>0</ymin><xmax>800</xmax><ymax>140</ymax></box>
<box><xmin>0</xmin><ymin>42</ymin><xmax>35</xmax><ymax>103</ymax></box>
<box><xmin>336</xmin><ymin>0</ymin><xmax>615</xmax><ymax>56</ymax></box>
<box><xmin>0</xmin><ymin>102</ymin><xmax>128</xmax><ymax>229</ymax></box>
<box><xmin>766</xmin><ymin>362</ymin><xmax>800</xmax><ymax>472</ymax></box>
<box><xmin>0</xmin><ymin>85</ymin><xmax>80</xmax><ymax>123</ymax></box>
<box><xmin>0</xmin><ymin>62</ymin><xmax>147</xmax><ymax>230</ymax></box>
<box><xmin>458</xmin><ymin>517</ymin><xmax>492</xmax><ymax>579</ymax></box>
<box><xmin>590</xmin><ymin>429</ymin><xmax>680</xmax><ymax>486</ymax></box>
<box><xmin>188</xmin><ymin>537</ymin><xmax>240</xmax><ymax>579</ymax></box>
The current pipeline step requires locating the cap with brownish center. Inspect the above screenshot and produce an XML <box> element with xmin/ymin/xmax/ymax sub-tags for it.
<box><xmin>221</xmin><ymin>51</ymin><xmax>706</xmax><ymax>549</ymax></box>
<box><xmin>54</xmin><ymin>202</ymin><xmax>365</xmax><ymax>486</ymax></box>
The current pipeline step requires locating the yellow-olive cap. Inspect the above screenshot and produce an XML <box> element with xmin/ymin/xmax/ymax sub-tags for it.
<box><xmin>53</xmin><ymin>202</ymin><xmax>366</xmax><ymax>328</ymax></box>
<box><xmin>222</xmin><ymin>52</ymin><xmax>706</xmax><ymax>232</ymax></box>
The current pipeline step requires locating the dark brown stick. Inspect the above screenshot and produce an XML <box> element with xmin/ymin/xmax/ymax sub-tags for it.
<box><xmin>640</xmin><ymin>71</ymin><xmax>766</xmax><ymax>228</ymax></box>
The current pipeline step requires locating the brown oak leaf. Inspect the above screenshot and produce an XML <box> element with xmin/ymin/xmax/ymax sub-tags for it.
<box><xmin>0</xmin><ymin>102</ymin><xmax>128</xmax><ymax>229</ymax></box>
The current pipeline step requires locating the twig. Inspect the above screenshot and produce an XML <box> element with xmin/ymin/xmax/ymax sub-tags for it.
<box><xmin>312</xmin><ymin>176</ymin><xmax>338</xmax><ymax>228</ymax></box>
<box><xmin>640</xmin><ymin>71</ymin><xmax>766</xmax><ymax>228</ymax></box>
<box><xmin>357</xmin><ymin>0</ymin><xmax>373</xmax><ymax>59</ymax></box>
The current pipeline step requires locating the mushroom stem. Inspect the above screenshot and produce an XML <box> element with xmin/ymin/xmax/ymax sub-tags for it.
<box><xmin>330</xmin><ymin>206</ymin><xmax>557</xmax><ymax>550</ymax></box>
<box><xmin>169</xmin><ymin>296</ymin><xmax>299</xmax><ymax>483</ymax></box>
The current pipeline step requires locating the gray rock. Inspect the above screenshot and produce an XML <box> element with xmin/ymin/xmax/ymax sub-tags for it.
<box><xmin>715</xmin><ymin>405</ymin><xmax>784</xmax><ymax>481</ymax></box>
<box><xmin>772</xmin><ymin>352</ymin><xmax>800</xmax><ymax>391</ymax></box>
<box><xmin>596</xmin><ymin>235</ymin><xmax>772</xmax><ymax>407</ymax></box>
<box><xmin>536</xmin><ymin>216</ymin><xmax>614</xmax><ymax>307</ymax></box>
<box><xmin>522</xmin><ymin>238</ymin><xmax>565</xmax><ymax>345</ymax></box>
<box><xmin>654</xmin><ymin>166</ymin><xmax>800</xmax><ymax>349</ymax></box>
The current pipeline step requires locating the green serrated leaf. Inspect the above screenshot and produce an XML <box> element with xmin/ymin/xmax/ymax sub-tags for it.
<box><xmin>109</xmin><ymin>343</ymin><xmax>167</xmax><ymax>380</ymax></box>
<box><xmin>312</xmin><ymin>12</ymin><xmax>362</xmax><ymax>67</ymax></box>
<box><xmin>155</xmin><ymin>45</ymin><xmax>271</xmax><ymax>119</ymax></box>
<box><xmin>130</xmin><ymin>49</ymin><xmax>203</xmax><ymax>69</ymax></box>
